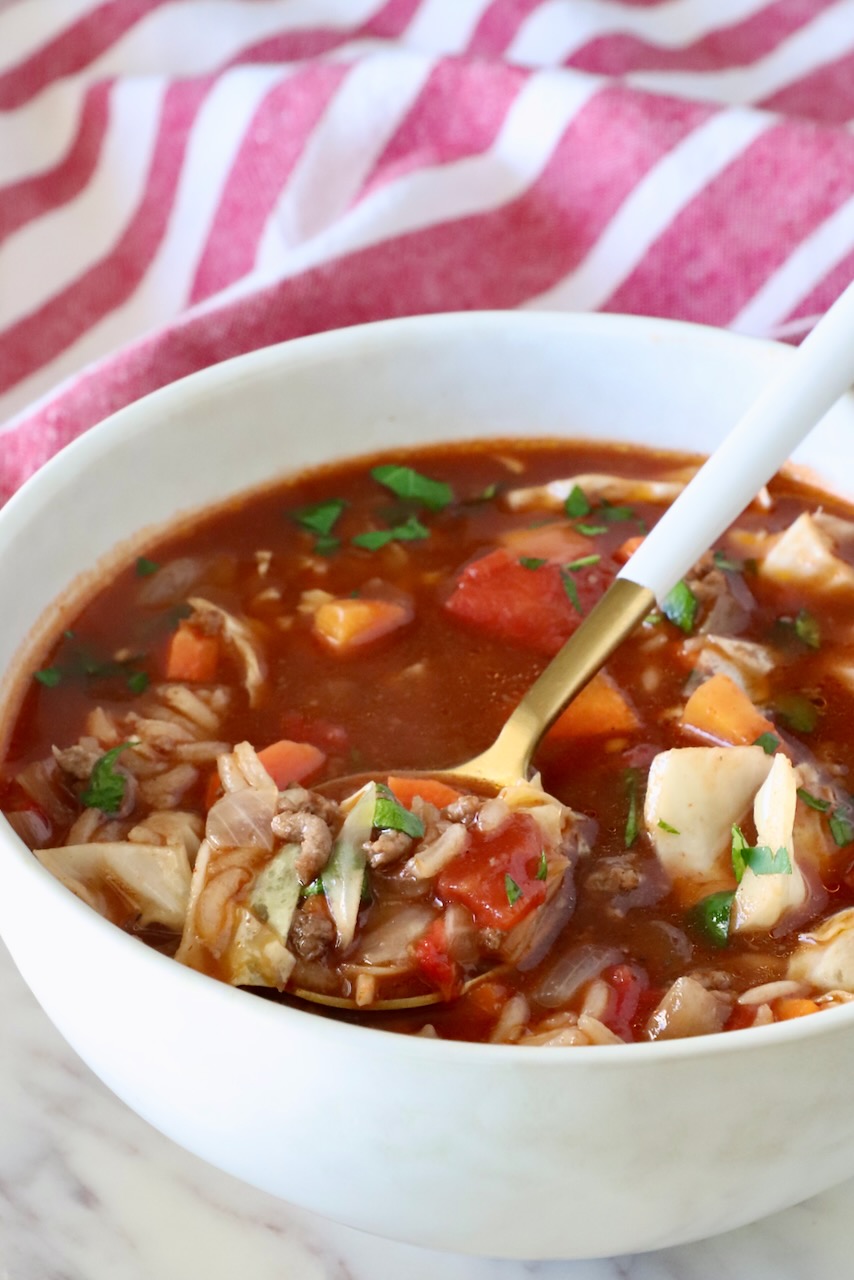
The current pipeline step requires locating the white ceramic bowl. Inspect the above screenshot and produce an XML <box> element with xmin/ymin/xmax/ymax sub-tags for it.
<box><xmin>2</xmin><ymin>313</ymin><xmax>854</xmax><ymax>1261</ymax></box>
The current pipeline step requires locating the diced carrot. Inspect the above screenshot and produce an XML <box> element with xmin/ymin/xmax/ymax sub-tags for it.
<box><xmin>313</xmin><ymin>597</ymin><xmax>412</xmax><ymax>652</ymax></box>
<box><xmin>165</xmin><ymin>625</ymin><xmax>219</xmax><ymax>682</ymax></box>
<box><xmin>614</xmin><ymin>535</ymin><xmax>645</xmax><ymax>565</ymax></box>
<box><xmin>499</xmin><ymin>522</ymin><xmax>594</xmax><ymax>564</ymax></box>
<box><xmin>204</xmin><ymin>769</ymin><xmax>222</xmax><ymax>810</ymax></box>
<box><xmin>776</xmin><ymin>998</ymin><xmax>820</xmax><ymax>1020</ymax></box>
<box><xmin>387</xmin><ymin>775</ymin><xmax>461</xmax><ymax>809</ymax></box>
<box><xmin>546</xmin><ymin>670</ymin><xmax>640</xmax><ymax>740</ymax></box>
<box><xmin>257</xmin><ymin>739</ymin><xmax>326</xmax><ymax>788</ymax></box>
<box><xmin>680</xmin><ymin>673</ymin><xmax>776</xmax><ymax>747</ymax></box>
<box><xmin>466</xmin><ymin>980</ymin><xmax>510</xmax><ymax>1018</ymax></box>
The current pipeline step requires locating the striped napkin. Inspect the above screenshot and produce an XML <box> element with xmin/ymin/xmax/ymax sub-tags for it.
<box><xmin>1</xmin><ymin>0</ymin><xmax>853</xmax><ymax>504</ymax></box>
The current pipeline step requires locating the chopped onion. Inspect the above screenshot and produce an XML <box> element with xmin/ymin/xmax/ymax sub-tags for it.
<box><xmin>353</xmin><ymin>905</ymin><xmax>435</xmax><ymax>966</ymax></box>
<box><xmin>206</xmin><ymin>787</ymin><xmax>276</xmax><ymax>852</ymax></box>
<box><xmin>533</xmin><ymin>943</ymin><xmax>622</xmax><ymax>1009</ymax></box>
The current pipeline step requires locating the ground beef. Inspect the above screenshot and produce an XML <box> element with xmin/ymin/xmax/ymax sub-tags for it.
<box><xmin>289</xmin><ymin>907</ymin><xmax>335</xmax><ymax>961</ymax></box>
<box><xmin>364</xmin><ymin>829</ymin><xmax>413</xmax><ymax>868</ymax></box>
<box><xmin>271</xmin><ymin>810</ymin><xmax>333</xmax><ymax>883</ymax></box>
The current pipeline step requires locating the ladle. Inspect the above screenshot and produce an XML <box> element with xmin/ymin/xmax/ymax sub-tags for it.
<box><xmin>295</xmin><ymin>280</ymin><xmax>854</xmax><ymax>1012</ymax></box>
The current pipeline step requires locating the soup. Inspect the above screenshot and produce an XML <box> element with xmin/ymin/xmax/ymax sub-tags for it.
<box><xmin>3</xmin><ymin>439</ymin><xmax>854</xmax><ymax>1045</ymax></box>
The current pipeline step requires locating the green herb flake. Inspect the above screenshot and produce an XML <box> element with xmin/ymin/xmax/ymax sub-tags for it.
<box><xmin>135</xmin><ymin>556</ymin><xmax>160</xmax><ymax>577</ymax></box>
<box><xmin>794</xmin><ymin>608</ymin><xmax>821</xmax><ymax>650</ymax></box>
<box><xmin>797</xmin><ymin>787</ymin><xmax>831</xmax><ymax>813</ymax></box>
<box><xmin>536</xmin><ymin>850</ymin><xmax>548</xmax><ymax>881</ymax></box>
<box><xmin>575</xmin><ymin>523</ymin><xmax>608</xmax><ymax>536</ymax></box>
<box><xmin>519</xmin><ymin>557</ymin><xmax>547</xmax><ymax>571</ymax></box>
<box><xmin>292</xmin><ymin>498</ymin><xmax>347</xmax><ymax>538</ymax></box>
<box><xmin>657</xmin><ymin>819</ymin><xmax>680</xmax><ymax>835</ymax></box>
<box><xmin>731</xmin><ymin>824</ymin><xmax>791</xmax><ymax>880</ymax></box>
<box><xmin>691</xmin><ymin>890</ymin><xmax>735</xmax><ymax>949</ymax></box>
<box><xmin>127</xmin><ymin>671</ymin><xmax>149</xmax><ymax>695</ymax></box>
<box><xmin>505</xmin><ymin>874</ymin><xmax>522</xmax><ymax>906</ymax></box>
<box><xmin>352</xmin><ymin>515</ymin><xmax>429</xmax><ymax>551</ymax></box>
<box><xmin>624</xmin><ymin>768</ymin><xmax>639</xmax><ymax>849</ymax></box>
<box><xmin>373</xmin><ymin>784</ymin><xmax>425</xmax><ymax>840</ymax></box>
<box><xmin>662</xmin><ymin>581</ymin><xmax>699</xmax><ymax>634</ymax></box>
<box><xmin>371</xmin><ymin>464</ymin><xmax>453</xmax><ymax>512</ymax></box>
<box><xmin>829</xmin><ymin>810</ymin><xmax>854</xmax><ymax>847</ymax></box>
<box><xmin>599</xmin><ymin>499</ymin><xmax>636</xmax><ymax>524</ymax></box>
<box><xmin>313</xmin><ymin>534</ymin><xmax>340</xmax><ymax>556</ymax></box>
<box><xmin>563</xmin><ymin>485</ymin><xmax>590</xmax><ymax>518</ymax></box>
<box><xmin>712</xmin><ymin>551</ymin><xmax>742</xmax><ymax>573</ymax></box>
<box><xmin>300</xmin><ymin>878</ymin><xmax>324</xmax><ymax>898</ymax></box>
<box><xmin>753</xmin><ymin>732</ymin><xmax>780</xmax><ymax>755</ymax></box>
<box><xmin>644</xmin><ymin>612</ymin><xmax>663</xmax><ymax>627</ymax></box>
<box><xmin>34</xmin><ymin>667</ymin><xmax>62</xmax><ymax>688</ymax></box>
<box><xmin>560</xmin><ymin>568</ymin><xmax>583</xmax><ymax>616</ymax></box>
<box><xmin>80</xmin><ymin>743</ymin><xmax>134</xmax><ymax>814</ymax></box>
<box><xmin>774</xmin><ymin>692</ymin><xmax>819</xmax><ymax>735</ymax></box>
<box><xmin>566</xmin><ymin>554</ymin><xmax>601</xmax><ymax>572</ymax></box>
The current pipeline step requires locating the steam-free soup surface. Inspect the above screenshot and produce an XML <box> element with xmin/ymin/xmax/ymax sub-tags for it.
<box><xmin>4</xmin><ymin>439</ymin><xmax>854</xmax><ymax>1045</ymax></box>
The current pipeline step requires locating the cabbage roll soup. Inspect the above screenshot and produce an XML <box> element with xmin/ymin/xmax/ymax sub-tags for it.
<box><xmin>4</xmin><ymin>439</ymin><xmax>854</xmax><ymax>1047</ymax></box>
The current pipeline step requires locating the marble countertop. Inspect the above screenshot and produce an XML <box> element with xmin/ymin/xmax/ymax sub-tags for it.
<box><xmin>2</xmin><ymin>941</ymin><xmax>852</xmax><ymax>1280</ymax></box>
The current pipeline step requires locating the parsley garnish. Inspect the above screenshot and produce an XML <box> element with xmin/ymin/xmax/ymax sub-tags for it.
<box><xmin>712</xmin><ymin>551</ymin><xmax>742</xmax><ymax>573</ymax></box>
<box><xmin>599</xmin><ymin>499</ymin><xmax>635</xmax><ymax>524</ymax></box>
<box><xmin>519</xmin><ymin>557</ymin><xmax>547</xmax><ymax>570</ymax></box>
<box><xmin>564</xmin><ymin>485</ymin><xmax>590</xmax><ymax>518</ymax></box>
<box><xmin>300</xmin><ymin>878</ymin><xmax>324</xmax><ymax>898</ymax></box>
<box><xmin>536</xmin><ymin>850</ymin><xmax>548</xmax><ymax>881</ymax></box>
<box><xmin>80</xmin><ymin>743</ymin><xmax>134</xmax><ymax>814</ymax></box>
<box><xmin>794</xmin><ymin>608</ymin><xmax>821</xmax><ymax>650</ymax></box>
<box><xmin>505</xmin><ymin>874</ymin><xmax>522</xmax><ymax>905</ymax></box>
<box><xmin>774</xmin><ymin>693</ymin><xmax>818</xmax><ymax>734</ymax></box>
<box><xmin>575</xmin><ymin>523</ymin><xmax>608</xmax><ymax>536</ymax></box>
<box><xmin>796</xmin><ymin>787</ymin><xmax>830</xmax><ymax>813</ymax></box>
<box><xmin>135</xmin><ymin>556</ymin><xmax>159</xmax><ymax>577</ymax></box>
<box><xmin>127</xmin><ymin>671</ymin><xmax>149</xmax><ymax>695</ymax></box>
<box><xmin>566</xmin><ymin>554</ymin><xmax>601</xmax><ymax>571</ymax></box>
<box><xmin>753</xmin><ymin>732</ymin><xmax>779</xmax><ymax>755</ymax></box>
<box><xmin>657</xmin><ymin>819</ymin><xmax>680</xmax><ymax>835</ymax></box>
<box><xmin>730</xmin><ymin>824</ymin><xmax>792</xmax><ymax>880</ymax></box>
<box><xmin>292</xmin><ymin>498</ymin><xmax>347</xmax><ymax>537</ymax></box>
<box><xmin>662</xmin><ymin>581</ymin><xmax>698</xmax><ymax>634</ymax></box>
<box><xmin>371</xmin><ymin>464</ymin><xmax>453</xmax><ymax>511</ymax></box>
<box><xmin>624</xmin><ymin>768</ymin><xmax>639</xmax><ymax>848</ymax></box>
<box><xmin>560</xmin><ymin>568</ymin><xmax>583</xmax><ymax>615</ymax></box>
<box><xmin>691</xmin><ymin>890</ymin><xmax>735</xmax><ymax>948</ymax></box>
<box><xmin>34</xmin><ymin>667</ymin><xmax>62</xmax><ymax>687</ymax></box>
<box><xmin>352</xmin><ymin>515</ymin><xmax>430</xmax><ymax>550</ymax></box>
<box><xmin>829</xmin><ymin>810</ymin><xmax>854</xmax><ymax>847</ymax></box>
<box><xmin>373</xmin><ymin>784</ymin><xmax>425</xmax><ymax>839</ymax></box>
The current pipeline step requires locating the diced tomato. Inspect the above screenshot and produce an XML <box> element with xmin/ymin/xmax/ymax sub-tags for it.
<box><xmin>413</xmin><ymin>916</ymin><xmax>462</xmax><ymax>1001</ymax></box>
<box><xmin>280</xmin><ymin>710</ymin><xmax>349</xmax><ymax>755</ymax></box>
<box><xmin>444</xmin><ymin>547</ymin><xmax>616</xmax><ymax>655</ymax></box>
<box><xmin>602</xmin><ymin>963</ymin><xmax>652</xmax><ymax>1042</ymax></box>
<box><xmin>437</xmin><ymin>812</ymin><xmax>547</xmax><ymax>930</ymax></box>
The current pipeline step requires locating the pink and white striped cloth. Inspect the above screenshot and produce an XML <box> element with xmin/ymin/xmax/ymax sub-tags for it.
<box><xmin>2</xmin><ymin>0</ymin><xmax>854</xmax><ymax>504</ymax></box>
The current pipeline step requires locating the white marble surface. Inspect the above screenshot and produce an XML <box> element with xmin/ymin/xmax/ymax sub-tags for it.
<box><xmin>2</xmin><ymin>937</ymin><xmax>853</xmax><ymax>1280</ymax></box>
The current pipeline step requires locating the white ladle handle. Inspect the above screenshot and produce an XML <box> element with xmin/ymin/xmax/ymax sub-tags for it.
<box><xmin>619</xmin><ymin>278</ymin><xmax>854</xmax><ymax>601</ymax></box>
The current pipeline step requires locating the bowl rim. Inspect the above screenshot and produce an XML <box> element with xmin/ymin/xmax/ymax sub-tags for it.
<box><xmin>2</xmin><ymin>307</ymin><xmax>853</xmax><ymax>1066</ymax></box>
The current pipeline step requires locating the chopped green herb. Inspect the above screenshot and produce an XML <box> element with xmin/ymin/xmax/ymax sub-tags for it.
<box><xmin>774</xmin><ymin>692</ymin><xmax>818</xmax><ymax>734</ymax></box>
<box><xmin>505</xmin><ymin>874</ymin><xmax>522</xmax><ymax>905</ymax></box>
<box><xmin>300</xmin><ymin>878</ymin><xmax>324</xmax><ymax>897</ymax></box>
<box><xmin>135</xmin><ymin>556</ymin><xmax>159</xmax><ymax>577</ymax></box>
<box><xmin>657</xmin><ymin>819</ymin><xmax>680</xmax><ymax>835</ymax></box>
<box><xmin>566</xmin><ymin>554</ymin><xmax>601</xmax><ymax>572</ymax></box>
<box><xmin>371</xmin><ymin>464</ymin><xmax>453</xmax><ymax>511</ymax></box>
<box><xmin>794</xmin><ymin>608</ymin><xmax>821</xmax><ymax>650</ymax></box>
<box><xmin>352</xmin><ymin>515</ymin><xmax>430</xmax><ymax>550</ymax></box>
<box><xmin>753</xmin><ymin>732</ymin><xmax>780</xmax><ymax>755</ymax></box>
<box><xmin>313</xmin><ymin>534</ymin><xmax>340</xmax><ymax>556</ymax></box>
<box><xmin>662</xmin><ymin>581</ymin><xmax>698</xmax><ymax>634</ymax></box>
<box><xmin>34</xmin><ymin>667</ymin><xmax>62</xmax><ymax>688</ymax></box>
<box><xmin>691</xmin><ymin>890</ymin><xmax>735</xmax><ymax>948</ymax></box>
<box><xmin>796</xmin><ymin>787</ymin><xmax>830</xmax><ymax>813</ymax></box>
<box><xmin>731</xmin><ymin>824</ymin><xmax>792</xmax><ymax>880</ymax></box>
<box><xmin>536</xmin><ymin>850</ymin><xmax>548</xmax><ymax>881</ymax></box>
<box><xmin>624</xmin><ymin>768</ymin><xmax>639</xmax><ymax>849</ymax></box>
<box><xmin>127</xmin><ymin>671</ymin><xmax>149</xmax><ymax>695</ymax></box>
<box><xmin>468</xmin><ymin>482</ymin><xmax>498</xmax><ymax>504</ymax></box>
<box><xmin>575</xmin><ymin>523</ymin><xmax>608</xmax><ymax>537</ymax></box>
<box><xmin>560</xmin><ymin>568</ymin><xmax>583</xmax><ymax>615</ymax></box>
<box><xmin>563</xmin><ymin>485</ymin><xmax>590</xmax><ymax>518</ymax></box>
<box><xmin>599</xmin><ymin>499</ymin><xmax>635</xmax><ymax>524</ymax></box>
<box><xmin>519</xmin><ymin>557</ymin><xmax>547</xmax><ymax>571</ymax></box>
<box><xmin>644</xmin><ymin>612</ymin><xmax>663</xmax><ymax>627</ymax></box>
<box><xmin>292</xmin><ymin>498</ymin><xmax>347</xmax><ymax>537</ymax></box>
<box><xmin>373</xmin><ymin>784</ymin><xmax>425</xmax><ymax>839</ymax></box>
<box><xmin>80</xmin><ymin>743</ymin><xmax>133</xmax><ymax>814</ymax></box>
<box><xmin>713</xmin><ymin>551</ymin><xmax>742</xmax><ymax>573</ymax></box>
<box><xmin>829</xmin><ymin>810</ymin><xmax>854</xmax><ymax>847</ymax></box>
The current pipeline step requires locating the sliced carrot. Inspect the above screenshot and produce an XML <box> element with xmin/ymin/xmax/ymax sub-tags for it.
<box><xmin>165</xmin><ymin>625</ymin><xmax>219</xmax><ymax>682</ymax></box>
<box><xmin>680</xmin><ymin>673</ymin><xmax>776</xmax><ymax>747</ymax></box>
<box><xmin>499</xmin><ymin>522</ymin><xmax>593</xmax><ymax>564</ymax></box>
<box><xmin>387</xmin><ymin>775</ymin><xmax>461</xmax><ymax>810</ymax></box>
<box><xmin>776</xmin><ymin>998</ymin><xmax>820</xmax><ymax>1020</ymax></box>
<box><xmin>614</xmin><ymin>534</ymin><xmax>645</xmax><ymax>565</ymax></box>
<box><xmin>546</xmin><ymin>670</ymin><xmax>640</xmax><ymax>740</ymax></box>
<box><xmin>257</xmin><ymin>739</ymin><xmax>326</xmax><ymax>788</ymax></box>
<box><xmin>313</xmin><ymin>597</ymin><xmax>412</xmax><ymax>652</ymax></box>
